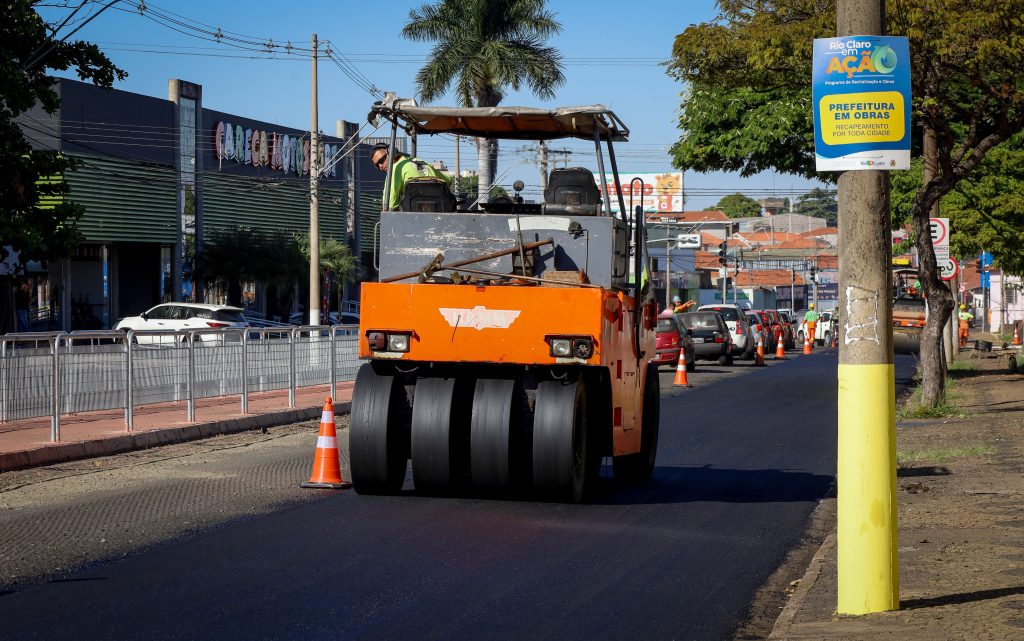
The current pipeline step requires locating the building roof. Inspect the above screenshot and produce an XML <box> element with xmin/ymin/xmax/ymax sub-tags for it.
<box><xmin>647</xmin><ymin>210</ymin><xmax>731</xmax><ymax>224</ymax></box>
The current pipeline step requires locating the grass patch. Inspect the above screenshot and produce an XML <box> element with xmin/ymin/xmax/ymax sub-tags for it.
<box><xmin>897</xmin><ymin>377</ymin><xmax>965</xmax><ymax>419</ymax></box>
<box><xmin>897</xmin><ymin>444</ymin><xmax>997</xmax><ymax>465</ymax></box>
<box><xmin>947</xmin><ymin>360</ymin><xmax>975</xmax><ymax>372</ymax></box>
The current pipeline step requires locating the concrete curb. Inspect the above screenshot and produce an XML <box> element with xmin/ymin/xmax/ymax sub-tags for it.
<box><xmin>0</xmin><ymin>401</ymin><xmax>351</xmax><ymax>473</ymax></box>
<box><xmin>769</xmin><ymin>531</ymin><xmax>836</xmax><ymax>639</ymax></box>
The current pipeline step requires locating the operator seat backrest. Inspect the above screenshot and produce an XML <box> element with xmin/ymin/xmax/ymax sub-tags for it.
<box><xmin>400</xmin><ymin>178</ymin><xmax>456</xmax><ymax>213</ymax></box>
<box><xmin>544</xmin><ymin>167</ymin><xmax>601</xmax><ymax>210</ymax></box>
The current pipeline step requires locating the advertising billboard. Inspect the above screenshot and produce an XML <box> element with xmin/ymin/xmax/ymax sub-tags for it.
<box><xmin>599</xmin><ymin>172</ymin><xmax>684</xmax><ymax>214</ymax></box>
<box><xmin>812</xmin><ymin>36</ymin><xmax>911</xmax><ymax>171</ymax></box>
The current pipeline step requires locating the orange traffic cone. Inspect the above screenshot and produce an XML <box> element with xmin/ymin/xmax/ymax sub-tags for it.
<box><xmin>831</xmin><ymin>333</ymin><xmax>839</xmax><ymax>349</ymax></box>
<box><xmin>673</xmin><ymin>350</ymin><xmax>691</xmax><ymax>387</ymax></box>
<box><xmin>754</xmin><ymin>336</ymin><xmax>765</xmax><ymax>366</ymax></box>
<box><xmin>1014</xmin><ymin>324</ymin><xmax>1022</xmax><ymax>346</ymax></box>
<box><xmin>803</xmin><ymin>334</ymin><xmax>812</xmax><ymax>355</ymax></box>
<box><xmin>775</xmin><ymin>334</ymin><xmax>786</xmax><ymax>359</ymax></box>
<box><xmin>301</xmin><ymin>396</ymin><xmax>352</xmax><ymax>489</ymax></box>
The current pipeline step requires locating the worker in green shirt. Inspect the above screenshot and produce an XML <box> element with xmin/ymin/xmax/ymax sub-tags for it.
<box><xmin>802</xmin><ymin>303</ymin><xmax>820</xmax><ymax>349</ymax></box>
<box><xmin>371</xmin><ymin>144</ymin><xmax>451</xmax><ymax>211</ymax></box>
<box><xmin>957</xmin><ymin>304</ymin><xmax>974</xmax><ymax>348</ymax></box>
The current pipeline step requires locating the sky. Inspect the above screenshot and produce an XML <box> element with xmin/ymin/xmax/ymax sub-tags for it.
<box><xmin>39</xmin><ymin>0</ymin><xmax>830</xmax><ymax>210</ymax></box>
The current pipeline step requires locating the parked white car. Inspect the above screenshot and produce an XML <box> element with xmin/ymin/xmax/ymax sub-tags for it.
<box><xmin>795</xmin><ymin>310</ymin><xmax>838</xmax><ymax>346</ymax></box>
<box><xmin>115</xmin><ymin>303</ymin><xmax>248</xmax><ymax>344</ymax></box>
<box><xmin>697</xmin><ymin>303</ymin><xmax>756</xmax><ymax>359</ymax></box>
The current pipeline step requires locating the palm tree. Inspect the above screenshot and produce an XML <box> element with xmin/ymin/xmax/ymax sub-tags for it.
<box><xmin>402</xmin><ymin>0</ymin><xmax>565</xmax><ymax>202</ymax></box>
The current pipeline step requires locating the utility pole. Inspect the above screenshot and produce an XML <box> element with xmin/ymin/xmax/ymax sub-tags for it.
<box><xmin>790</xmin><ymin>267</ymin><xmax>796</xmax><ymax>311</ymax></box>
<box><xmin>835</xmin><ymin>0</ymin><xmax>899</xmax><ymax>615</ymax></box>
<box><xmin>308</xmin><ymin>33</ymin><xmax>320</xmax><ymax>325</ymax></box>
<box><xmin>454</xmin><ymin>135</ymin><xmax>461</xmax><ymax>197</ymax></box>
<box><xmin>539</xmin><ymin>141</ymin><xmax>548</xmax><ymax>193</ymax></box>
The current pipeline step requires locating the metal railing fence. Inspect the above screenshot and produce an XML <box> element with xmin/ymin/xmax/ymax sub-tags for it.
<box><xmin>0</xmin><ymin>326</ymin><xmax>362</xmax><ymax>442</ymax></box>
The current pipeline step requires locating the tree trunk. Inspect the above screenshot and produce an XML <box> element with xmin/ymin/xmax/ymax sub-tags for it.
<box><xmin>911</xmin><ymin>207</ymin><xmax>954</xmax><ymax>407</ymax></box>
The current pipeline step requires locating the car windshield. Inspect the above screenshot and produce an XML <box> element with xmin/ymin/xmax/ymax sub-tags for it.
<box><xmin>679</xmin><ymin>312</ymin><xmax>721</xmax><ymax>330</ymax></box>
<box><xmin>704</xmin><ymin>306</ymin><xmax>741</xmax><ymax>321</ymax></box>
<box><xmin>657</xmin><ymin>318</ymin><xmax>678</xmax><ymax>333</ymax></box>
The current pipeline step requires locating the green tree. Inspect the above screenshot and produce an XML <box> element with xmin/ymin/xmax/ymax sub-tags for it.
<box><xmin>2</xmin><ymin>1</ymin><xmax>126</xmax><ymax>267</ymax></box>
<box><xmin>708</xmin><ymin>193</ymin><xmax>761</xmax><ymax>218</ymax></box>
<box><xmin>198</xmin><ymin>227</ymin><xmax>266</xmax><ymax>307</ymax></box>
<box><xmin>794</xmin><ymin>188</ymin><xmax>838</xmax><ymax>223</ymax></box>
<box><xmin>295</xmin><ymin>232</ymin><xmax>357</xmax><ymax>289</ymax></box>
<box><xmin>401</xmin><ymin>0</ymin><xmax>565</xmax><ymax>203</ymax></box>
<box><xmin>666</xmin><ymin>0</ymin><xmax>1024</xmax><ymax>408</ymax></box>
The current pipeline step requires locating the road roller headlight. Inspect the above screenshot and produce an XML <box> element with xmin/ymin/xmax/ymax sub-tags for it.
<box><xmin>546</xmin><ymin>335</ymin><xmax>595</xmax><ymax>360</ymax></box>
<box><xmin>550</xmin><ymin>338</ymin><xmax>573</xmax><ymax>357</ymax></box>
<box><xmin>387</xmin><ymin>333</ymin><xmax>411</xmax><ymax>352</ymax></box>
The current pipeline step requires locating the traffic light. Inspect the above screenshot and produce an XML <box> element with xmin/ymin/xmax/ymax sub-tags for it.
<box><xmin>717</xmin><ymin>240</ymin><xmax>728</xmax><ymax>266</ymax></box>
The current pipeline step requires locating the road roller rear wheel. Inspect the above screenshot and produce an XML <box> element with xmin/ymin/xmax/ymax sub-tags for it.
<box><xmin>411</xmin><ymin>377</ymin><xmax>467</xmax><ymax>494</ymax></box>
<box><xmin>533</xmin><ymin>378</ymin><xmax>590</xmax><ymax>502</ymax></box>
<box><xmin>470</xmin><ymin>378</ymin><xmax>519</xmax><ymax>490</ymax></box>
<box><xmin>350</xmin><ymin>363</ymin><xmax>411</xmax><ymax>495</ymax></box>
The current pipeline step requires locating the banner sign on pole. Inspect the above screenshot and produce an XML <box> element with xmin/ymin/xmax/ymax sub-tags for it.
<box><xmin>812</xmin><ymin>36</ymin><xmax>911</xmax><ymax>171</ymax></box>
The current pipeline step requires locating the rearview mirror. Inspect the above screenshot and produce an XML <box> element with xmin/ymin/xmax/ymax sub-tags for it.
<box><xmin>140</xmin><ymin>312</ymin><xmax>148</xmax><ymax>320</ymax></box>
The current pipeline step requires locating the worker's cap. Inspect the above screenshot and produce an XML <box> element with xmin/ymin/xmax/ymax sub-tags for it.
<box><xmin>809</xmin><ymin>303</ymin><xmax>815</xmax><ymax>309</ymax></box>
<box><xmin>960</xmin><ymin>304</ymin><xmax>966</xmax><ymax>309</ymax></box>
<box><xmin>672</xmin><ymin>295</ymin><xmax>682</xmax><ymax>304</ymax></box>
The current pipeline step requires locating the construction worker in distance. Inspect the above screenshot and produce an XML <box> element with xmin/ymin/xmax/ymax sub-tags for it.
<box><xmin>802</xmin><ymin>303</ymin><xmax>820</xmax><ymax>350</ymax></box>
<box><xmin>957</xmin><ymin>304</ymin><xmax>974</xmax><ymax>348</ymax></box>
<box><xmin>672</xmin><ymin>295</ymin><xmax>696</xmax><ymax>314</ymax></box>
<box><xmin>371</xmin><ymin>143</ymin><xmax>451</xmax><ymax>211</ymax></box>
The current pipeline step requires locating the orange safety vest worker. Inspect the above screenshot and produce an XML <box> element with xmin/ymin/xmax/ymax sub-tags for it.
<box><xmin>957</xmin><ymin>307</ymin><xmax>974</xmax><ymax>348</ymax></box>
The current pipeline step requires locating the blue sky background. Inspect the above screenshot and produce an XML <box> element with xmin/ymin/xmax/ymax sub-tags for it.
<box><xmin>40</xmin><ymin>0</ymin><xmax>829</xmax><ymax>209</ymax></box>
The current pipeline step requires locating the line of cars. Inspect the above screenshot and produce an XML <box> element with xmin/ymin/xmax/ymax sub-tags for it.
<box><xmin>654</xmin><ymin>303</ymin><xmax>804</xmax><ymax>371</ymax></box>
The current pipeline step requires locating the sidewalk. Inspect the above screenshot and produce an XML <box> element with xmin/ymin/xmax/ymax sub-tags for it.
<box><xmin>0</xmin><ymin>382</ymin><xmax>354</xmax><ymax>472</ymax></box>
<box><xmin>771</xmin><ymin>345</ymin><xmax>1024</xmax><ymax>640</ymax></box>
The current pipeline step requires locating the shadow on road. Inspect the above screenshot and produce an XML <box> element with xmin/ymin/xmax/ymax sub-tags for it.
<box><xmin>591</xmin><ymin>464</ymin><xmax>834</xmax><ymax>506</ymax></box>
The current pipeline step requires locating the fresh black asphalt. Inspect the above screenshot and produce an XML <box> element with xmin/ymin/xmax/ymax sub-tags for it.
<box><xmin>0</xmin><ymin>350</ymin><xmax>916</xmax><ymax>641</ymax></box>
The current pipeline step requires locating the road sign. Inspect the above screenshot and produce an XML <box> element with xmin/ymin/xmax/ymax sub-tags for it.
<box><xmin>928</xmin><ymin>217</ymin><xmax>948</xmax><ymax>246</ymax></box>
<box><xmin>812</xmin><ymin>36</ymin><xmax>912</xmax><ymax>171</ymax></box>
<box><xmin>981</xmin><ymin>271</ymin><xmax>991</xmax><ymax>289</ymax></box>
<box><xmin>939</xmin><ymin>256</ymin><xmax>958</xmax><ymax>281</ymax></box>
<box><xmin>676</xmin><ymin>233</ymin><xmax>701</xmax><ymax>249</ymax></box>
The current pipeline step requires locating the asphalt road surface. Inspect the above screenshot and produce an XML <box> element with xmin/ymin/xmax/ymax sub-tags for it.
<box><xmin>0</xmin><ymin>349</ymin><xmax>916</xmax><ymax>641</ymax></box>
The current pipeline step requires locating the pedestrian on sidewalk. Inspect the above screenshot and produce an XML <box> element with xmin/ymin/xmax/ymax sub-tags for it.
<box><xmin>15</xmin><ymin>281</ymin><xmax>31</xmax><ymax>332</ymax></box>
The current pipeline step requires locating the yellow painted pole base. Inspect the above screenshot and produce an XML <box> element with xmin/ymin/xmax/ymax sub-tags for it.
<box><xmin>837</xmin><ymin>363</ymin><xmax>899</xmax><ymax>614</ymax></box>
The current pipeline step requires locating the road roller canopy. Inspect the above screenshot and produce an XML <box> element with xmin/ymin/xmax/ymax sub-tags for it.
<box><xmin>368</xmin><ymin>102</ymin><xmax>629</xmax><ymax>142</ymax></box>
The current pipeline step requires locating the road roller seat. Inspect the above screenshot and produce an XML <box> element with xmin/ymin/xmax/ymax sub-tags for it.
<box><xmin>545</xmin><ymin>167</ymin><xmax>601</xmax><ymax>212</ymax></box>
<box><xmin>400</xmin><ymin>177</ymin><xmax>457</xmax><ymax>213</ymax></box>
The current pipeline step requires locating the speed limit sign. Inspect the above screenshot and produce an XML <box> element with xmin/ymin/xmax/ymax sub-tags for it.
<box><xmin>940</xmin><ymin>257</ymin><xmax>959</xmax><ymax>281</ymax></box>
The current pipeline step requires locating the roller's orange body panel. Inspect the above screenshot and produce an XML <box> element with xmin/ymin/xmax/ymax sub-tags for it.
<box><xmin>359</xmin><ymin>282</ymin><xmax>655</xmax><ymax>456</ymax></box>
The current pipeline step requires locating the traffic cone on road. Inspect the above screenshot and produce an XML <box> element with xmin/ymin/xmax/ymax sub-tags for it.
<box><xmin>775</xmin><ymin>334</ymin><xmax>786</xmax><ymax>360</ymax></box>
<box><xmin>1014</xmin><ymin>324</ymin><xmax>1022</xmax><ymax>346</ymax></box>
<box><xmin>803</xmin><ymin>334</ymin><xmax>812</xmax><ymax>355</ymax></box>
<box><xmin>831</xmin><ymin>333</ymin><xmax>838</xmax><ymax>349</ymax></box>
<box><xmin>300</xmin><ymin>396</ymin><xmax>352</xmax><ymax>489</ymax></box>
<box><xmin>754</xmin><ymin>336</ymin><xmax>765</xmax><ymax>366</ymax></box>
<box><xmin>673</xmin><ymin>351</ymin><xmax>691</xmax><ymax>387</ymax></box>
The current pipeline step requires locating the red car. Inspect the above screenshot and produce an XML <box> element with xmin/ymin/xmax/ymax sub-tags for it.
<box><xmin>654</xmin><ymin>312</ymin><xmax>695</xmax><ymax>371</ymax></box>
